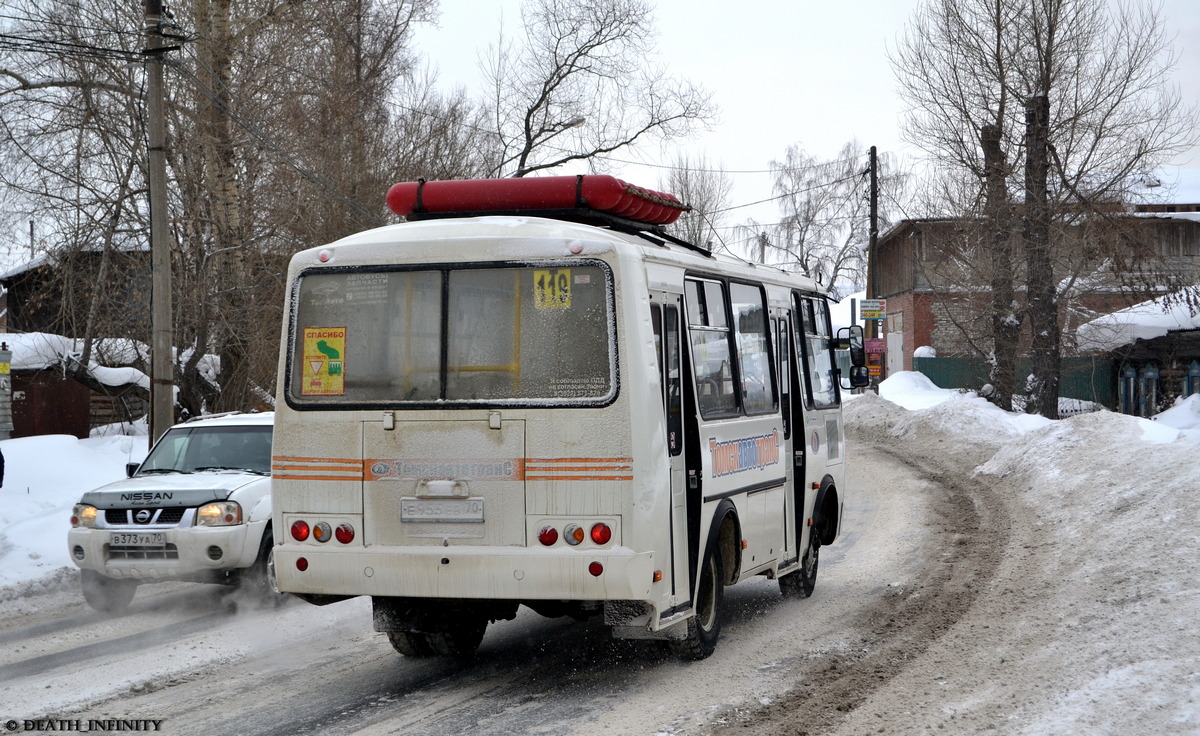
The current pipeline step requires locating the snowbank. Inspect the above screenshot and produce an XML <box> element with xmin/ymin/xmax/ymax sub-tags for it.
<box><xmin>0</xmin><ymin>433</ymin><xmax>148</xmax><ymax>593</ymax></box>
<box><xmin>843</xmin><ymin>372</ymin><xmax>1200</xmax><ymax>732</ymax></box>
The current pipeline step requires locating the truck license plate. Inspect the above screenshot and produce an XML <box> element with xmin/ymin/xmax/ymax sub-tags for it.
<box><xmin>400</xmin><ymin>497</ymin><xmax>485</xmax><ymax>523</ymax></box>
<box><xmin>110</xmin><ymin>532</ymin><xmax>166</xmax><ymax>546</ymax></box>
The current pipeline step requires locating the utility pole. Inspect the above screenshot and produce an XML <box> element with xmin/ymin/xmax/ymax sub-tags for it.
<box><xmin>867</xmin><ymin>145</ymin><xmax>878</xmax><ymax>322</ymax></box>
<box><xmin>867</xmin><ymin>146</ymin><xmax>881</xmax><ymax>384</ymax></box>
<box><xmin>143</xmin><ymin>0</ymin><xmax>174</xmax><ymax>442</ymax></box>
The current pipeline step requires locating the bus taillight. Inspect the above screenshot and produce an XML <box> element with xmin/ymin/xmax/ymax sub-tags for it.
<box><xmin>291</xmin><ymin>520</ymin><xmax>310</xmax><ymax>541</ymax></box>
<box><xmin>590</xmin><ymin>523</ymin><xmax>612</xmax><ymax>545</ymax></box>
<box><xmin>312</xmin><ymin>522</ymin><xmax>332</xmax><ymax>543</ymax></box>
<box><xmin>537</xmin><ymin>525</ymin><xmax>559</xmax><ymax>546</ymax></box>
<box><xmin>335</xmin><ymin>523</ymin><xmax>355</xmax><ymax>544</ymax></box>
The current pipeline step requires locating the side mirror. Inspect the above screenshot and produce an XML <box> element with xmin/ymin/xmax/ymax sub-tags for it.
<box><xmin>847</xmin><ymin>364</ymin><xmax>870</xmax><ymax>388</ymax></box>
<box><xmin>126</xmin><ymin>462</ymin><xmax>140</xmax><ymax>478</ymax></box>
<box><xmin>836</xmin><ymin>325</ymin><xmax>866</xmax><ymax>367</ymax></box>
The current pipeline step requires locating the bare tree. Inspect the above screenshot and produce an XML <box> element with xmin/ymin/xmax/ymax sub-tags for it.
<box><xmin>892</xmin><ymin>0</ymin><xmax>1196</xmax><ymax>417</ymax></box>
<box><xmin>1</xmin><ymin>0</ymin><xmax>479</xmax><ymax>419</ymax></box>
<box><xmin>741</xmin><ymin>142</ymin><xmax>905</xmax><ymax>298</ymax></box>
<box><xmin>483</xmin><ymin>0</ymin><xmax>714</xmax><ymax>178</ymax></box>
<box><xmin>660</xmin><ymin>153</ymin><xmax>731</xmax><ymax>248</ymax></box>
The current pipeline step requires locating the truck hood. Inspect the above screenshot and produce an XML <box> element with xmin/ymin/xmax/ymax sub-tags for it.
<box><xmin>79</xmin><ymin>472</ymin><xmax>269</xmax><ymax>509</ymax></box>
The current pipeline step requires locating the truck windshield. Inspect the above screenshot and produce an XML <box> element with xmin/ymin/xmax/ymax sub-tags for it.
<box><xmin>287</xmin><ymin>262</ymin><xmax>616</xmax><ymax>407</ymax></box>
<box><xmin>138</xmin><ymin>426</ymin><xmax>273</xmax><ymax>475</ymax></box>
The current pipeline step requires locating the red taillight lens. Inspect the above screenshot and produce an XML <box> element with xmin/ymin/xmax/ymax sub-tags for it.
<box><xmin>537</xmin><ymin>525</ymin><xmax>559</xmax><ymax>546</ymax></box>
<box><xmin>291</xmin><ymin>520</ymin><xmax>310</xmax><ymax>541</ymax></box>
<box><xmin>296</xmin><ymin>557</ymin><xmax>309</xmax><ymax>571</ymax></box>
<box><xmin>588</xmin><ymin>561</ymin><xmax>604</xmax><ymax>577</ymax></box>
<box><xmin>590</xmin><ymin>523</ymin><xmax>612</xmax><ymax>545</ymax></box>
<box><xmin>335</xmin><ymin>523</ymin><xmax>355</xmax><ymax>544</ymax></box>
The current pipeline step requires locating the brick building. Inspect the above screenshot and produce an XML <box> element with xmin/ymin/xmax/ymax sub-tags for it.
<box><xmin>870</xmin><ymin>209</ymin><xmax>1200</xmax><ymax>377</ymax></box>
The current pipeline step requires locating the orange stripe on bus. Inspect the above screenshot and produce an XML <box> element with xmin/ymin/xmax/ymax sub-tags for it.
<box><xmin>274</xmin><ymin>474</ymin><xmax>365</xmax><ymax>481</ymax></box>
<box><xmin>525</xmin><ymin>457</ymin><xmax>632</xmax><ymax>464</ymax></box>
<box><xmin>526</xmin><ymin>475</ymin><xmax>633</xmax><ymax>481</ymax></box>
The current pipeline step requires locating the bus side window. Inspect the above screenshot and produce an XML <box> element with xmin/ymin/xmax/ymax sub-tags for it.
<box><xmin>685</xmin><ymin>279</ymin><xmax>738</xmax><ymax>417</ymax></box>
<box><xmin>775</xmin><ymin>317</ymin><xmax>791</xmax><ymax>439</ymax></box>
<box><xmin>796</xmin><ymin>294</ymin><xmax>839</xmax><ymax>409</ymax></box>
<box><xmin>652</xmin><ymin>304</ymin><xmax>664</xmax><ymax>407</ymax></box>
<box><xmin>729</xmin><ymin>282</ymin><xmax>776</xmax><ymax>414</ymax></box>
<box><xmin>664</xmin><ymin>304</ymin><xmax>683</xmax><ymax>455</ymax></box>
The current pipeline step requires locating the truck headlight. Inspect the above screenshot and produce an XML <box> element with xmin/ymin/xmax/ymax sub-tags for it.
<box><xmin>71</xmin><ymin>504</ymin><xmax>98</xmax><ymax>528</ymax></box>
<box><xmin>196</xmin><ymin>501</ymin><xmax>243</xmax><ymax>527</ymax></box>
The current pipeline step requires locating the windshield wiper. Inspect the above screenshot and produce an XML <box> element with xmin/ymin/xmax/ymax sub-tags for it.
<box><xmin>194</xmin><ymin>466</ymin><xmax>267</xmax><ymax>475</ymax></box>
<box><xmin>137</xmin><ymin>468</ymin><xmax>191</xmax><ymax>475</ymax></box>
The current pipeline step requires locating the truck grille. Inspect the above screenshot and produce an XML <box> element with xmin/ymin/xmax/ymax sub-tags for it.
<box><xmin>107</xmin><ymin>544</ymin><xmax>180</xmax><ymax>560</ymax></box>
<box><xmin>104</xmin><ymin>508</ymin><xmax>188</xmax><ymax>526</ymax></box>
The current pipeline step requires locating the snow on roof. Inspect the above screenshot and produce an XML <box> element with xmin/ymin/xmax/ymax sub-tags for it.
<box><xmin>1075</xmin><ymin>287</ymin><xmax>1200</xmax><ymax>352</ymax></box>
<box><xmin>0</xmin><ymin>332</ymin><xmax>149</xmax><ymax>388</ymax></box>
<box><xmin>1134</xmin><ymin>210</ymin><xmax>1200</xmax><ymax>223</ymax></box>
<box><xmin>0</xmin><ymin>253</ymin><xmax>48</xmax><ymax>281</ymax></box>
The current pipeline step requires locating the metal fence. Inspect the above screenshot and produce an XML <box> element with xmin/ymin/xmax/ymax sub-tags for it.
<box><xmin>912</xmin><ymin>356</ymin><xmax>1116</xmax><ymax>413</ymax></box>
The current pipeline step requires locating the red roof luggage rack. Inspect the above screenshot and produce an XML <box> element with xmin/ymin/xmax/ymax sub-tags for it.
<box><xmin>386</xmin><ymin>175</ymin><xmax>691</xmax><ymax>230</ymax></box>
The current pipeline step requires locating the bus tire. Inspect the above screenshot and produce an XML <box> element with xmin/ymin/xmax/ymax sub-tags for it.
<box><xmin>387</xmin><ymin>630</ymin><xmax>438</xmax><ymax>658</ymax></box>
<box><xmin>780</xmin><ymin>531</ymin><xmax>819</xmax><ymax>599</ymax></box>
<box><xmin>426</xmin><ymin>617</ymin><xmax>488</xmax><ymax>658</ymax></box>
<box><xmin>81</xmin><ymin>570</ymin><xmax>137</xmax><ymax>614</ymax></box>
<box><xmin>670</xmin><ymin>546</ymin><xmax>723</xmax><ymax>661</ymax></box>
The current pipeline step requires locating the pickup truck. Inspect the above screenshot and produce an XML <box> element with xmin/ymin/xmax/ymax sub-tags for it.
<box><xmin>67</xmin><ymin>412</ymin><xmax>282</xmax><ymax>612</ymax></box>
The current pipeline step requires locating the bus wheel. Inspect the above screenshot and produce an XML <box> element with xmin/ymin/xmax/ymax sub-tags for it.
<box><xmin>426</xmin><ymin>617</ymin><xmax>488</xmax><ymax>658</ymax></box>
<box><xmin>670</xmin><ymin>547</ymin><xmax>723</xmax><ymax>661</ymax></box>
<box><xmin>387</xmin><ymin>630</ymin><xmax>437</xmax><ymax>658</ymax></box>
<box><xmin>780</xmin><ymin>532</ymin><xmax>819</xmax><ymax>599</ymax></box>
<box><xmin>81</xmin><ymin>570</ymin><xmax>137</xmax><ymax>614</ymax></box>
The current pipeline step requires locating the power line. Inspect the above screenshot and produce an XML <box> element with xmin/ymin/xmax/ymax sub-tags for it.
<box><xmin>0</xmin><ymin>31</ymin><xmax>141</xmax><ymax>63</ymax></box>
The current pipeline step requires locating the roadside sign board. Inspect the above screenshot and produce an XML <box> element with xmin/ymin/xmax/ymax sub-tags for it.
<box><xmin>865</xmin><ymin>337</ymin><xmax>885</xmax><ymax>378</ymax></box>
<box><xmin>860</xmin><ymin>299</ymin><xmax>886</xmax><ymax>321</ymax></box>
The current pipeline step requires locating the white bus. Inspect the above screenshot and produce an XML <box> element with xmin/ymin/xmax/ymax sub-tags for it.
<box><xmin>270</xmin><ymin>176</ymin><xmax>868</xmax><ymax>660</ymax></box>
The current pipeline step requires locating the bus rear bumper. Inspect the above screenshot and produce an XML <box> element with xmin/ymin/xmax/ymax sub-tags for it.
<box><xmin>273</xmin><ymin>544</ymin><xmax>657</xmax><ymax>601</ymax></box>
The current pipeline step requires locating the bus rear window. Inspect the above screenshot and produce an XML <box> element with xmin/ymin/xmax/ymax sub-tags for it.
<box><xmin>288</xmin><ymin>263</ymin><xmax>615</xmax><ymax>406</ymax></box>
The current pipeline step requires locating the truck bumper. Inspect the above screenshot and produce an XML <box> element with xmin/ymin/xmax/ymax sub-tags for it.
<box><xmin>67</xmin><ymin>520</ymin><xmax>266</xmax><ymax>581</ymax></box>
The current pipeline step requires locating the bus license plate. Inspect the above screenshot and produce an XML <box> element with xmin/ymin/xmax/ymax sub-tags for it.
<box><xmin>400</xmin><ymin>497</ymin><xmax>485</xmax><ymax>523</ymax></box>
<box><xmin>110</xmin><ymin>532</ymin><xmax>166</xmax><ymax>546</ymax></box>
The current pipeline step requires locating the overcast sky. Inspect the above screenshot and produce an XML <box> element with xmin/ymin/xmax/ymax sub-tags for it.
<box><xmin>414</xmin><ymin>0</ymin><xmax>1200</xmax><ymax>225</ymax></box>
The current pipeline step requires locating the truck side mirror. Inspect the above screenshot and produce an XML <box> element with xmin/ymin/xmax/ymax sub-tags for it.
<box><xmin>126</xmin><ymin>462</ymin><xmax>140</xmax><ymax>478</ymax></box>
<box><xmin>847</xmin><ymin>364</ymin><xmax>870</xmax><ymax>388</ymax></box>
<box><xmin>837</xmin><ymin>325</ymin><xmax>866</xmax><ymax>367</ymax></box>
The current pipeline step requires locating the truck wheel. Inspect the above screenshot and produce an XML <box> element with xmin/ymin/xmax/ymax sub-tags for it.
<box><xmin>240</xmin><ymin>527</ymin><xmax>289</xmax><ymax>607</ymax></box>
<box><xmin>387</xmin><ymin>631</ymin><xmax>438</xmax><ymax>658</ymax></box>
<box><xmin>779</xmin><ymin>531</ymin><xmax>819</xmax><ymax>599</ymax></box>
<box><xmin>81</xmin><ymin>570</ymin><xmax>137</xmax><ymax>614</ymax></box>
<box><xmin>670</xmin><ymin>546</ymin><xmax>723</xmax><ymax>660</ymax></box>
<box><xmin>425</xmin><ymin>617</ymin><xmax>488</xmax><ymax>658</ymax></box>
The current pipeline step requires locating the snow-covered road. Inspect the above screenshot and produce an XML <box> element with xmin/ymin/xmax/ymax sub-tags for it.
<box><xmin>0</xmin><ymin>439</ymin><xmax>941</xmax><ymax>735</ymax></box>
<box><xmin>3</xmin><ymin>378</ymin><xmax>1198</xmax><ymax>734</ymax></box>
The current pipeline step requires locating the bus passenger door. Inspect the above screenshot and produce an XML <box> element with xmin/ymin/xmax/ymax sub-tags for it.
<box><xmin>652</xmin><ymin>295</ymin><xmax>690</xmax><ymax>605</ymax></box>
<box><xmin>775</xmin><ymin>312</ymin><xmax>804</xmax><ymax>566</ymax></box>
